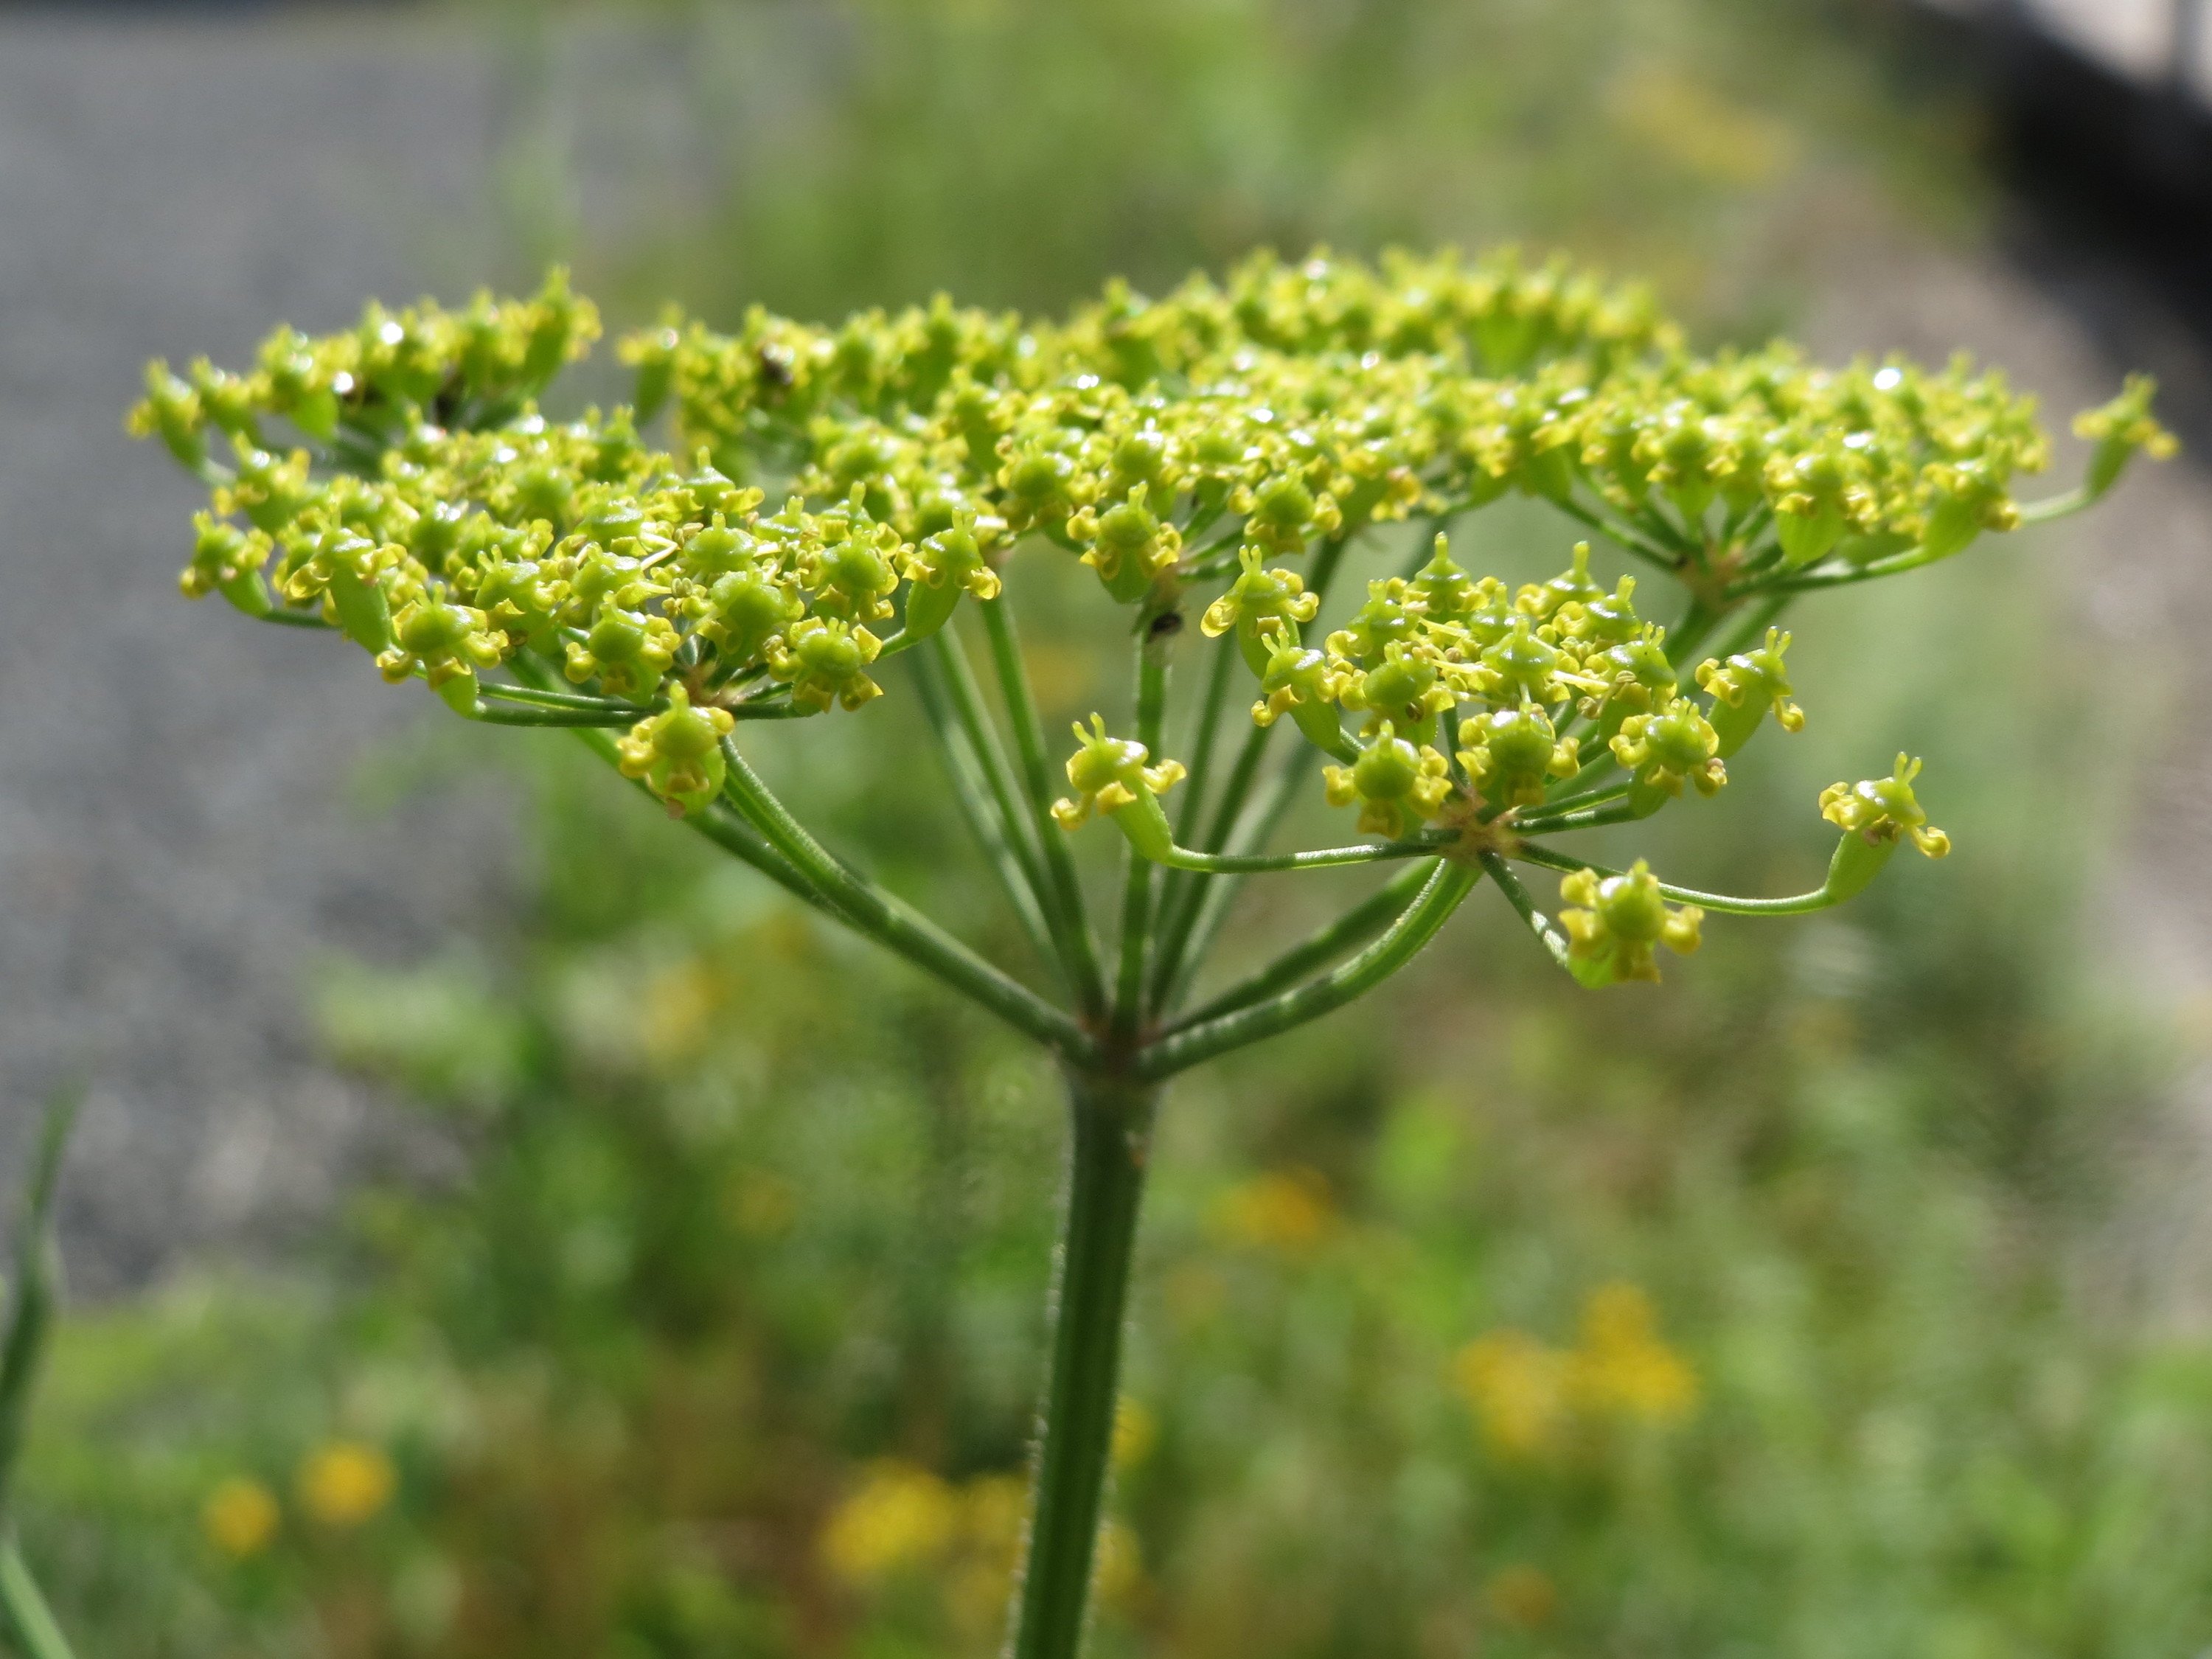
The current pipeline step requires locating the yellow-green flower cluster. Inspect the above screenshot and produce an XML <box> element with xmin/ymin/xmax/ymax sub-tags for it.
<box><xmin>133</xmin><ymin>249</ymin><xmax>2169</xmax><ymax>846</ymax></box>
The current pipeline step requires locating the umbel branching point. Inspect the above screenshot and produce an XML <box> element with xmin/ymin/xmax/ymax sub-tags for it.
<box><xmin>132</xmin><ymin>248</ymin><xmax>2171</xmax><ymax>1659</ymax></box>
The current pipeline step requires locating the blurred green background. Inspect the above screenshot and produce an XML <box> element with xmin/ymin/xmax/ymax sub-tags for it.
<box><xmin>16</xmin><ymin>1</ymin><xmax>2212</xmax><ymax>1655</ymax></box>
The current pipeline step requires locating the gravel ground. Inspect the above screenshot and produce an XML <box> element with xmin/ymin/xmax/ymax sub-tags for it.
<box><xmin>4</xmin><ymin>9</ymin><xmax>2209</xmax><ymax>1300</ymax></box>
<box><xmin>0</xmin><ymin>13</ymin><xmax>519</xmax><ymax>1288</ymax></box>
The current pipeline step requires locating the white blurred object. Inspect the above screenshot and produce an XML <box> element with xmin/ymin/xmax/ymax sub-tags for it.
<box><xmin>2024</xmin><ymin>0</ymin><xmax>2177</xmax><ymax>84</ymax></box>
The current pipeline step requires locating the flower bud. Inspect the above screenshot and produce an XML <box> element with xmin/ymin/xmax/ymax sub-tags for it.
<box><xmin>1053</xmin><ymin>714</ymin><xmax>1186</xmax><ymax>838</ymax></box>
<box><xmin>1557</xmin><ymin>860</ymin><xmax>1703</xmax><ymax>986</ymax></box>
<box><xmin>766</xmin><ymin>615</ymin><xmax>882</xmax><ymax>712</ymax></box>
<box><xmin>1458</xmin><ymin>703</ymin><xmax>1579</xmax><ymax>810</ymax></box>
<box><xmin>900</xmin><ymin>521</ymin><xmax>1002</xmax><ymax>642</ymax></box>
<box><xmin>1321</xmin><ymin>721</ymin><xmax>1453</xmax><ymax>840</ymax></box>
<box><xmin>2074</xmin><ymin>375</ymin><xmax>2179</xmax><ymax>500</ymax></box>
<box><xmin>1611</xmin><ymin>696</ymin><xmax>1724</xmax><ymax>802</ymax></box>
<box><xmin>1202</xmin><ymin>548</ymin><xmax>1321</xmax><ymax>677</ymax></box>
<box><xmin>1253</xmin><ymin>639</ymin><xmax>1352</xmax><ymax>756</ymax></box>
<box><xmin>1073</xmin><ymin>484</ymin><xmax>1181</xmax><ymax>604</ymax></box>
<box><xmin>616</xmin><ymin>686</ymin><xmax>736</xmax><ymax>817</ymax></box>
<box><xmin>1820</xmin><ymin>754</ymin><xmax>1948</xmax><ymax>860</ymax></box>
<box><xmin>1694</xmin><ymin>628</ymin><xmax>1804</xmax><ymax>757</ymax></box>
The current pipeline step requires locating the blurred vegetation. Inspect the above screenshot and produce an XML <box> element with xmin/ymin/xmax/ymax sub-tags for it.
<box><xmin>18</xmin><ymin>0</ymin><xmax>2211</xmax><ymax>1654</ymax></box>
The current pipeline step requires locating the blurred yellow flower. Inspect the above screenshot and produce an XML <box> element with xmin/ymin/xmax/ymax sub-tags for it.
<box><xmin>820</xmin><ymin>1460</ymin><xmax>959</xmax><ymax>1583</ymax></box>
<box><xmin>1093</xmin><ymin>1517</ymin><xmax>1144</xmax><ymax>1611</ymax></box>
<box><xmin>296</xmin><ymin>1441</ymin><xmax>396</xmax><ymax>1528</ymax></box>
<box><xmin>1110</xmin><ymin>1397</ymin><xmax>1157</xmax><ymax>1470</ymax></box>
<box><xmin>1213</xmin><ymin>1167</ymin><xmax>1336</xmax><ymax>1254</ymax></box>
<box><xmin>1485</xmin><ymin>1562</ymin><xmax>1558</xmax><ymax>1629</ymax></box>
<box><xmin>201</xmin><ymin>1475</ymin><xmax>280</xmax><ymax>1559</ymax></box>
<box><xmin>946</xmin><ymin>1472</ymin><xmax>1027</xmax><ymax>1638</ymax></box>
<box><xmin>1569</xmin><ymin>1281</ymin><xmax>1700</xmax><ymax>1423</ymax></box>
<box><xmin>1452</xmin><ymin>1329</ymin><xmax>1567</xmax><ymax>1456</ymax></box>
<box><xmin>642</xmin><ymin>958</ymin><xmax>723</xmax><ymax>1062</ymax></box>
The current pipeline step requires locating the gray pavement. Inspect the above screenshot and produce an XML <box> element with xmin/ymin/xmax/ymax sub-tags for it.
<box><xmin>0</xmin><ymin>13</ymin><xmax>515</xmax><ymax>1287</ymax></box>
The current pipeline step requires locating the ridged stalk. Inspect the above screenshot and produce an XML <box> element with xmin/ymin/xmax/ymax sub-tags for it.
<box><xmin>1010</xmin><ymin>1071</ymin><xmax>1157</xmax><ymax>1659</ymax></box>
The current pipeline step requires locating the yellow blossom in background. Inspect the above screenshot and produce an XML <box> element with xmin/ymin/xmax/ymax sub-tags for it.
<box><xmin>820</xmin><ymin>1460</ymin><xmax>959</xmax><ymax>1583</ymax></box>
<box><xmin>297</xmin><ymin>1441</ymin><xmax>396</xmax><ymax>1528</ymax></box>
<box><xmin>1093</xmin><ymin>1518</ymin><xmax>1144</xmax><ymax>1611</ymax></box>
<box><xmin>201</xmin><ymin>1476</ymin><xmax>280</xmax><ymax>1559</ymax></box>
<box><xmin>641</xmin><ymin>957</ymin><xmax>724</xmax><ymax>1063</ymax></box>
<box><xmin>1453</xmin><ymin>1329</ymin><xmax>1568</xmax><ymax>1456</ymax></box>
<box><xmin>1110</xmin><ymin>1397</ymin><xmax>1157</xmax><ymax>1471</ymax></box>
<box><xmin>946</xmin><ymin>1472</ymin><xmax>1028</xmax><ymax>1638</ymax></box>
<box><xmin>1453</xmin><ymin>1283</ymin><xmax>1698</xmax><ymax>1457</ymax></box>
<box><xmin>1485</xmin><ymin>1563</ymin><xmax>1559</xmax><ymax>1630</ymax></box>
<box><xmin>1569</xmin><ymin>1281</ymin><xmax>1700</xmax><ymax>1423</ymax></box>
<box><xmin>1213</xmin><ymin>1167</ymin><xmax>1337</xmax><ymax>1255</ymax></box>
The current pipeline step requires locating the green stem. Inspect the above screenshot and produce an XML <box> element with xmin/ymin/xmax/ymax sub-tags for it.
<box><xmin>1136</xmin><ymin>860</ymin><xmax>1479</xmax><ymax>1081</ymax></box>
<box><xmin>0</xmin><ymin>1100</ymin><xmax>74</xmax><ymax>1520</ymax></box>
<box><xmin>925</xmin><ymin>633</ymin><xmax>1073</xmax><ymax>961</ymax></box>
<box><xmin>467</xmin><ymin>703</ymin><xmax>649</xmax><ymax>728</ymax></box>
<box><xmin>512</xmin><ymin>655</ymin><xmax>855</xmax><ymax>928</ymax></box>
<box><xmin>1552</xmin><ymin>496</ymin><xmax>1683</xmax><ymax>572</ymax></box>
<box><xmin>1478</xmin><ymin>850</ymin><xmax>1575</xmax><ymax>973</ymax></box>
<box><xmin>1011</xmin><ymin>1071</ymin><xmax>1157</xmax><ymax>1659</ymax></box>
<box><xmin>981</xmin><ymin>596</ymin><xmax>1108</xmax><ymax>1020</ymax></box>
<box><xmin>1534</xmin><ymin>776</ymin><xmax>1631</xmax><ymax>816</ymax></box>
<box><xmin>0</xmin><ymin>1542</ymin><xmax>74</xmax><ymax>1659</ymax></box>
<box><xmin>1158</xmin><ymin>742</ymin><xmax>1326</xmax><ymax>1011</ymax></box>
<box><xmin>1176</xmin><ymin>635</ymin><xmax>1239</xmax><ymax>846</ymax></box>
<box><xmin>1161</xmin><ymin>862</ymin><xmax>1436</xmax><ymax>1036</ymax></box>
<box><xmin>1150</xmin><ymin>716</ymin><xmax>1273</xmax><ymax>970</ymax></box>
<box><xmin>1511</xmin><ymin>799</ymin><xmax>1643</xmax><ymax>835</ymax></box>
<box><xmin>479</xmin><ymin>681</ymin><xmax>661</xmax><ymax>714</ymax></box>
<box><xmin>1705</xmin><ymin>591</ymin><xmax>1790</xmax><ymax>662</ymax></box>
<box><xmin>909</xmin><ymin>650</ymin><xmax>1060</xmax><ymax>972</ymax></box>
<box><xmin>255</xmin><ymin>608</ymin><xmax>335</xmax><ymax>630</ymax></box>
<box><xmin>1512</xmin><ymin>842</ymin><xmax>1843</xmax><ymax>914</ymax></box>
<box><xmin>1112</xmin><ymin>633</ymin><xmax>1172</xmax><ymax>1041</ymax></box>
<box><xmin>2017</xmin><ymin>485</ymin><xmax>2091</xmax><ymax>525</ymax></box>
<box><xmin>717</xmin><ymin>737</ymin><xmax>1096</xmax><ymax>1062</ymax></box>
<box><xmin>1141</xmin><ymin>835</ymin><xmax>1448</xmax><ymax>874</ymax></box>
<box><xmin>1665</xmin><ymin>597</ymin><xmax>1725</xmax><ymax>667</ymax></box>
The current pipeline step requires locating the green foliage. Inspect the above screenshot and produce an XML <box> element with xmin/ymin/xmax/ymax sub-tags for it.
<box><xmin>11</xmin><ymin>737</ymin><xmax>2209</xmax><ymax>1654</ymax></box>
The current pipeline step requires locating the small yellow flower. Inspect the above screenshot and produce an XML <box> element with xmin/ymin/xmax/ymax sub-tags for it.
<box><xmin>297</xmin><ymin>1441</ymin><xmax>397</xmax><ymax>1528</ymax></box>
<box><xmin>820</xmin><ymin>1460</ymin><xmax>959</xmax><ymax>1583</ymax></box>
<box><xmin>1212</xmin><ymin>1167</ymin><xmax>1337</xmax><ymax>1255</ymax></box>
<box><xmin>1452</xmin><ymin>1329</ymin><xmax>1567</xmax><ymax>1457</ymax></box>
<box><xmin>202</xmin><ymin>1476</ymin><xmax>281</xmax><ymax>1559</ymax></box>
<box><xmin>1569</xmin><ymin>1281</ymin><xmax>1699</xmax><ymax>1423</ymax></box>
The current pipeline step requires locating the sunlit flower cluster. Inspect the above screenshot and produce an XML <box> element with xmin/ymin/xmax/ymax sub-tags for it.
<box><xmin>136</xmin><ymin>251</ymin><xmax>2170</xmax><ymax>981</ymax></box>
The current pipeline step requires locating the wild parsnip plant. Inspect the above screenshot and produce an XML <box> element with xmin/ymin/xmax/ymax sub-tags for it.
<box><xmin>132</xmin><ymin>250</ymin><xmax>2169</xmax><ymax>1659</ymax></box>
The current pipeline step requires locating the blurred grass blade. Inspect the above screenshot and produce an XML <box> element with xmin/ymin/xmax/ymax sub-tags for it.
<box><xmin>0</xmin><ymin>1540</ymin><xmax>74</xmax><ymax>1659</ymax></box>
<box><xmin>0</xmin><ymin>1092</ymin><xmax>78</xmax><ymax>1519</ymax></box>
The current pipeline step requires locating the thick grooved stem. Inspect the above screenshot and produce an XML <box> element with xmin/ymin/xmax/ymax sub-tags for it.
<box><xmin>1011</xmin><ymin>1072</ymin><xmax>1156</xmax><ymax>1659</ymax></box>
